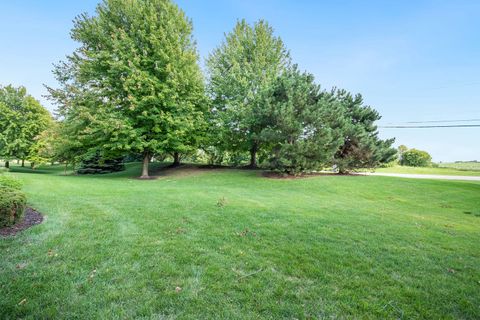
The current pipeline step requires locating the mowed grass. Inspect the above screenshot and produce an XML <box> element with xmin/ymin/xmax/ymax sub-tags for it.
<box><xmin>374</xmin><ymin>165</ymin><xmax>480</xmax><ymax>176</ymax></box>
<box><xmin>1</xmin><ymin>163</ymin><xmax>480</xmax><ymax>319</ymax></box>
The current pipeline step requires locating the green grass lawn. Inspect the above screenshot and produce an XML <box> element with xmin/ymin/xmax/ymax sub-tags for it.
<box><xmin>374</xmin><ymin>165</ymin><xmax>480</xmax><ymax>176</ymax></box>
<box><xmin>1</xmin><ymin>163</ymin><xmax>479</xmax><ymax>319</ymax></box>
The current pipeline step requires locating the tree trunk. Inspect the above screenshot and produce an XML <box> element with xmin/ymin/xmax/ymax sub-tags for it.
<box><xmin>17</xmin><ymin>159</ymin><xmax>20</xmax><ymax>164</ymax></box>
<box><xmin>249</xmin><ymin>144</ymin><xmax>258</xmax><ymax>168</ymax></box>
<box><xmin>5</xmin><ymin>161</ymin><xmax>9</xmax><ymax>169</ymax></box>
<box><xmin>64</xmin><ymin>162</ymin><xmax>68</xmax><ymax>175</ymax></box>
<box><xmin>31</xmin><ymin>162</ymin><xmax>35</xmax><ymax>170</ymax></box>
<box><xmin>140</xmin><ymin>152</ymin><xmax>151</xmax><ymax>179</ymax></box>
<box><xmin>21</xmin><ymin>159</ymin><xmax>25</xmax><ymax>167</ymax></box>
<box><xmin>173</xmin><ymin>152</ymin><xmax>180</xmax><ymax>166</ymax></box>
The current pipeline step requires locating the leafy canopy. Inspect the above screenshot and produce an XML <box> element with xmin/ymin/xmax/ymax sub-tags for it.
<box><xmin>48</xmin><ymin>0</ymin><xmax>206</xmax><ymax>177</ymax></box>
<box><xmin>207</xmin><ymin>19</ymin><xmax>290</xmax><ymax>166</ymax></box>
<box><xmin>0</xmin><ymin>85</ymin><xmax>52</xmax><ymax>164</ymax></box>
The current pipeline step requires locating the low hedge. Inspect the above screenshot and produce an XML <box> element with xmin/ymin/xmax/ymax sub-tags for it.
<box><xmin>0</xmin><ymin>186</ymin><xmax>26</xmax><ymax>227</ymax></box>
<box><xmin>0</xmin><ymin>175</ymin><xmax>22</xmax><ymax>190</ymax></box>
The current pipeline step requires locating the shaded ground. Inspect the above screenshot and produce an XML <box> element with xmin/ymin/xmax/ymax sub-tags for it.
<box><xmin>148</xmin><ymin>163</ymin><xmax>236</xmax><ymax>179</ymax></box>
<box><xmin>0</xmin><ymin>208</ymin><xmax>43</xmax><ymax>237</ymax></box>
<box><xmin>262</xmin><ymin>171</ymin><xmax>338</xmax><ymax>179</ymax></box>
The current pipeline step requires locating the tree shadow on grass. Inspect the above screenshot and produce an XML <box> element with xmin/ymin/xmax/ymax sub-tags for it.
<box><xmin>145</xmin><ymin>163</ymin><xmax>233</xmax><ymax>180</ymax></box>
<box><xmin>8</xmin><ymin>167</ymin><xmax>58</xmax><ymax>175</ymax></box>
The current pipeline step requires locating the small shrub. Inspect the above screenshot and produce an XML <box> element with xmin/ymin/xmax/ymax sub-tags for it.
<box><xmin>0</xmin><ymin>175</ymin><xmax>23</xmax><ymax>190</ymax></box>
<box><xmin>0</xmin><ymin>186</ymin><xmax>27</xmax><ymax>227</ymax></box>
<box><xmin>400</xmin><ymin>149</ymin><xmax>432</xmax><ymax>167</ymax></box>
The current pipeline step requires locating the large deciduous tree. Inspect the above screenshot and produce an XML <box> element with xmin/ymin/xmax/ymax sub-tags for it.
<box><xmin>48</xmin><ymin>0</ymin><xmax>206</xmax><ymax>178</ymax></box>
<box><xmin>0</xmin><ymin>85</ymin><xmax>52</xmax><ymax>168</ymax></box>
<box><xmin>207</xmin><ymin>20</ymin><xmax>290</xmax><ymax>167</ymax></box>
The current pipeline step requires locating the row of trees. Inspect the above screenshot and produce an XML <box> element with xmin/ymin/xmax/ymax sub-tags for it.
<box><xmin>1</xmin><ymin>0</ymin><xmax>396</xmax><ymax>177</ymax></box>
<box><xmin>0</xmin><ymin>86</ymin><xmax>52</xmax><ymax>168</ymax></box>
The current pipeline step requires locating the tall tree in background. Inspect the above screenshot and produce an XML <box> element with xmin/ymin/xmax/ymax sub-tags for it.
<box><xmin>0</xmin><ymin>85</ymin><xmax>52</xmax><ymax>168</ymax></box>
<box><xmin>207</xmin><ymin>20</ymin><xmax>290</xmax><ymax>167</ymax></box>
<box><xmin>26</xmin><ymin>121</ymin><xmax>79</xmax><ymax>171</ymax></box>
<box><xmin>48</xmin><ymin>61</ymin><xmax>128</xmax><ymax>172</ymax></box>
<box><xmin>48</xmin><ymin>0</ymin><xmax>206</xmax><ymax>178</ymax></box>
<box><xmin>333</xmin><ymin>90</ymin><xmax>396</xmax><ymax>173</ymax></box>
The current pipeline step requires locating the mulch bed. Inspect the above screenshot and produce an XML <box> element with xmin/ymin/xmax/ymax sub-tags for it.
<box><xmin>0</xmin><ymin>207</ymin><xmax>44</xmax><ymax>237</ymax></box>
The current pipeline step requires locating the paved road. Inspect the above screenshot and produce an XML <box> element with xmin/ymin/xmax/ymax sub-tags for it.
<box><xmin>358</xmin><ymin>172</ymin><xmax>480</xmax><ymax>181</ymax></box>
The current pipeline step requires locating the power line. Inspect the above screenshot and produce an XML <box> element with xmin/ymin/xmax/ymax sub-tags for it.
<box><xmin>420</xmin><ymin>81</ymin><xmax>480</xmax><ymax>91</ymax></box>
<box><xmin>380</xmin><ymin>124</ymin><xmax>480</xmax><ymax>129</ymax></box>
<box><xmin>390</xmin><ymin>118</ymin><xmax>480</xmax><ymax>124</ymax></box>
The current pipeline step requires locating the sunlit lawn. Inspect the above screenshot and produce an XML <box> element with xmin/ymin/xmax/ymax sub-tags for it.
<box><xmin>374</xmin><ymin>165</ymin><xmax>480</xmax><ymax>176</ymax></box>
<box><xmin>1</xmin><ymin>163</ymin><xmax>479</xmax><ymax>319</ymax></box>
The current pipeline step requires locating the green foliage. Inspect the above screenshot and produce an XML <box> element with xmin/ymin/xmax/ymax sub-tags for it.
<box><xmin>401</xmin><ymin>148</ymin><xmax>432</xmax><ymax>167</ymax></box>
<box><xmin>261</xmin><ymin>67</ymin><xmax>346</xmax><ymax>174</ymax></box>
<box><xmin>333</xmin><ymin>90</ymin><xmax>396</xmax><ymax>173</ymax></box>
<box><xmin>207</xmin><ymin>19</ymin><xmax>394</xmax><ymax>174</ymax></box>
<box><xmin>199</xmin><ymin>146</ymin><xmax>226</xmax><ymax>165</ymax></box>
<box><xmin>51</xmin><ymin>120</ymin><xmax>90</xmax><ymax>169</ymax></box>
<box><xmin>41</xmin><ymin>8</ymin><xmax>395</xmax><ymax>176</ymax></box>
<box><xmin>0</xmin><ymin>175</ymin><xmax>22</xmax><ymax>190</ymax></box>
<box><xmin>0</xmin><ymin>85</ymin><xmax>52</xmax><ymax>163</ymax></box>
<box><xmin>0</xmin><ymin>170</ymin><xmax>26</xmax><ymax>227</ymax></box>
<box><xmin>207</xmin><ymin>19</ymin><xmax>290</xmax><ymax>167</ymax></box>
<box><xmin>398</xmin><ymin>144</ymin><xmax>408</xmax><ymax>155</ymax></box>
<box><xmin>47</xmin><ymin>0</ymin><xmax>206</xmax><ymax>178</ymax></box>
<box><xmin>0</xmin><ymin>186</ymin><xmax>26</xmax><ymax>227</ymax></box>
<box><xmin>77</xmin><ymin>152</ymin><xmax>125</xmax><ymax>174</ymax></box>
<box><xmin>378</xmin><ymin>159</ymin><xmax>398</xmax><ymax>168</ymax></box>
<box><xmin>26</xmin><ymin>122</ymin><xmax>63</xmax><ymax>168</ymax></box>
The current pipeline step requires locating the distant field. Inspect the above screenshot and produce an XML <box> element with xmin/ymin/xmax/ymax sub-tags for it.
<box><xmin>438</xmin><ymin>162</ymin><xmax>480</xmax><ymax>171</ymax></box>
<box><xmin>375</xmin><ymin>165</ymin><xmax>480</xmax><ymax>176</ymax></box>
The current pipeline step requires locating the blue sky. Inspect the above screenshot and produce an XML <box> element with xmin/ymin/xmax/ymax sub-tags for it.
<box><xmin>1</xmin><ymin>0</ymin><xmax>479</xmax><ymax>161</ymax></box>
